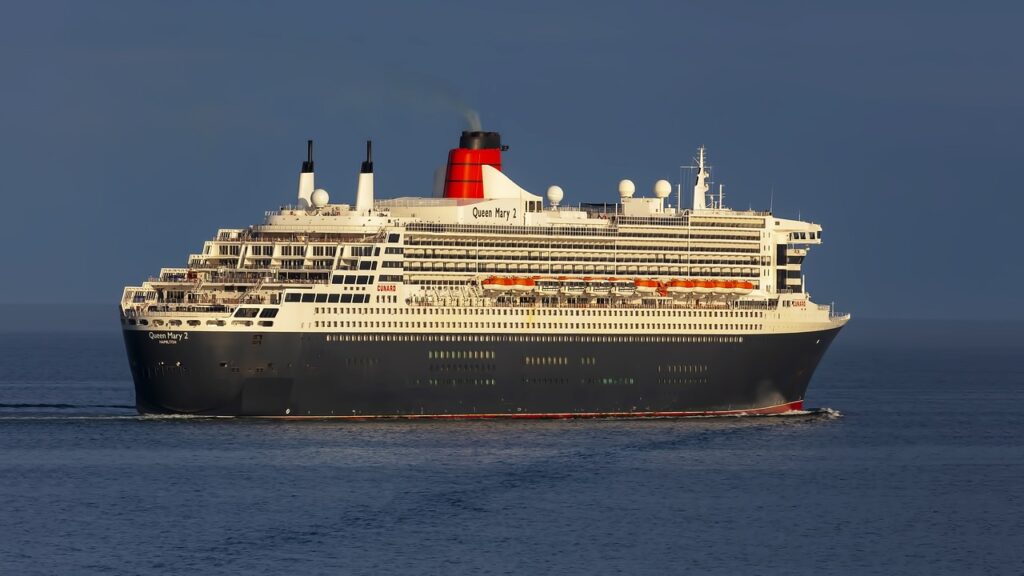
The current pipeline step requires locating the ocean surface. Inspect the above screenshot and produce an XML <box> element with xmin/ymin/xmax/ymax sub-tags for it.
<box><xmin>0</xmin><ymin>322</ymin><xmax>1022</xmax><ymax>575</ymax></box>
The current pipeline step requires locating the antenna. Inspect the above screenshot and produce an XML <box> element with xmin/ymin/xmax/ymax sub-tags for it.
<box><xmin>681</xmin><ymin>145</ymin><xmax>711</xmax><ymax>211</ymax></box>
<box><xmin>769</xmin><ymin>186</ymin><xmax>774</xmax><ymax>214</ymax></box>
<box><xmin>677</xmin><ymin>166</ymin><xmax>683</xmax><ymax>214</ymax></box>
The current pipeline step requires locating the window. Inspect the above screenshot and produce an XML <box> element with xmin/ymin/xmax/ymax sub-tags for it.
<box><xmin>259</xmin><ymin>308</ymin><xmax>279</xmax><ymax>318</ymax></box>
<box><xmin>235</xmin><ymin>308</ymin><xmax>259</xmax><ymax>318</ymax></box>
<box><xmin>301</xmin><ymin>294</ymin><xmax>315</xmax><ymax>303</ymax></box>
<box><xmin>285</xmin><ymin>293</ymin><xmax>301</xmax><ymax>302</ymax></box>
<box><xmin>327</xmin><ymin>294</ymin><xmax>340</xmax><ymax>303</ymax></box>
<box><xmin>315</xmin><ymin>294</ymin><xmax>328</xmax><ymax>303</ymax></box>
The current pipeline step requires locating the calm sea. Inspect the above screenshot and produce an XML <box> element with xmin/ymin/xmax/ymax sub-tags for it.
<box><xmin>0</xmin><ymin>321</ymin><xmax>1021</xmax><ymax>575</ymax></box>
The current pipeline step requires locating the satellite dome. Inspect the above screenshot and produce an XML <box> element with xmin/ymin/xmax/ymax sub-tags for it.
<box><xmin>546</xmin><ymin>185</ymin><xmax>564</xmax><ymax>207</ymax></box>
<box><xmin>654</xmin><ymin>179</ymin><xmax>672</xmax><ymax>199</ymax></box>
<box><xmin>311</xmin><ymin>188</ymin><xmax>330</xmax><ymax>208</ymax></box>
<box><xmin>618</xmin><ymin>179</ymin><xmax>635</xmax><ymax>198</ymax></box>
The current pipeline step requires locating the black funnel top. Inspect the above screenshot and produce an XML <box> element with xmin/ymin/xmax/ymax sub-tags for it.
<box><xmin>360</xmin><ymin>140</ymin><xmax>373</xmax><ymax>174</ymax></box>
<box><xmin>459</xmin><ymin>131</ymin><xmax>501</xmax><ymax>150</ymax></box>
<box><xmin>301</xmin><ymin>140</ymin><xmax>314</xmax><ymax>173</ymax></box>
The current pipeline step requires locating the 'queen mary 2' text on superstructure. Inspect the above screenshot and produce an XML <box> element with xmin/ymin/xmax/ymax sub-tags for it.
<box><xmin>121</xmin><ymin>130</ymin><xmax>850</xmax><ymax>418</ymax></box>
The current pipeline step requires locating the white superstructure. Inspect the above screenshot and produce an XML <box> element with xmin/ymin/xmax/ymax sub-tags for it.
<box><xmin>120</xmin><ymin>137</ymin><xmax>848</xmax><ymax>340</ymax></box>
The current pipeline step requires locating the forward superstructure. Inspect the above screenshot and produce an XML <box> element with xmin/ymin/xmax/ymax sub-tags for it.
<box><xmin>120</xmin><ymin>130</ymin><xmax>849</xmax><ymax>417</ymax></box>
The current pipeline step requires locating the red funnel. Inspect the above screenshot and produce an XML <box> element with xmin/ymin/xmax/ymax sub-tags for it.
<box><xmin>443</xmin><ymin>131</ymin><xmax>502</xmax><ymax>199</ymax></box>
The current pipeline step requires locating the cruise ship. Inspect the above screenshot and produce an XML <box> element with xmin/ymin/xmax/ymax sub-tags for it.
<box><xmin>120</xmin><ymin>129</ymin><xmax>849</xmax><ymax>418</ymax></box>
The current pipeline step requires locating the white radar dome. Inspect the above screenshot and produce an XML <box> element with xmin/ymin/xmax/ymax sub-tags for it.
<box><xmin>654</xmin><ymin>179</ymin><xmax>672</xmax><ymax>199</ymax></box>
<box><xmin>546</xmin><ymin>185</ymin><xmax>564</xmax><ymax>207</ymax></box>
<box><xmin>311</xmin><ymin>188</ymin><xmax>330</xmax><ymax>208</ymax></box>
<box><xmin>618</xmin><ymin>179</ymin><xmax>635</xmax><ymax>198</ymax></box>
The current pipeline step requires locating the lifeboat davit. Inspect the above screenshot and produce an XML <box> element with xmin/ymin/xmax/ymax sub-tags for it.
<box><xmin>536</xmin><ymin>278</ymin><xmax>560</xmax><ymax>295</ymax></box>
<box><xmin>610</xmin><ymin>277</ymin><xmax>636</xmax><ymax>296</ymax></box>
<box><xmin>560</xmin><ymin>277</ymin><xmax>586</xmax><ymax>295</ymax></box>
<box><xmin>585</xmin><ymin>277</ymin><xmax>612</xmax><ymax>296</ymax></box>
<box><xmin>635</xmin><ymin>278</ymin><xmax>660</xmax><ymax>294</ymax></box>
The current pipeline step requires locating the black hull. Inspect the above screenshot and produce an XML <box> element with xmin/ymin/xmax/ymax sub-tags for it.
<box><xmin>123</xmin><ymin>328</ymin><xmax>842</xmax><ymax>418</ymax></box>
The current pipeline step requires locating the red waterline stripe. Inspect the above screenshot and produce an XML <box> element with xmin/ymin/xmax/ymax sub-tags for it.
<box><xmin>258</xmin><ymin>400</ymin><xmax>804</xmax><ymax>420</ymax></box>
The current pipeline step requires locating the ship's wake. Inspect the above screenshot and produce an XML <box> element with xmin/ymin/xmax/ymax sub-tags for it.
<box><xmin>769</xmin><ymin>407</ymin><xmax>842</xmax><ymax>419</ymax></box>
<box><xmin>0</xmin><ymin>404</ymin><xmax>843</xmax><ymax>422</ymax></box>
<box><xmin>0</xmin><ymin>402</ymin><xmax>136</xmax><ymax>421</ymax></box>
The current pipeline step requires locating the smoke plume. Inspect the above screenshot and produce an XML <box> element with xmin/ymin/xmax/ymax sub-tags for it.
<box><xmin>463</xmin><ymin>108</ymin><xmax>482</xmax><ymax>131</ymax></box>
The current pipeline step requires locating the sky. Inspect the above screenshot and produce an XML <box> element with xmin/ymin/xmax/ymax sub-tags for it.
<box><xmin>0</xmin><ymin>0</ymin><xmax>1021</xmax><ymax>320</ymax></box>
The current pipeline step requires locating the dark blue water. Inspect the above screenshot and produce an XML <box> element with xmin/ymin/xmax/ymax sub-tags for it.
<box><xmin>1</xmin><ymin>327</ymin><xmax>1022</xmax><ymax>575</ymax></box>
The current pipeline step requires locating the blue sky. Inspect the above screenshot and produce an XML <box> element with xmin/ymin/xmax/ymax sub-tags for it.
<box><xmin>1</xmin><ymin>1</ymin><xmax>1020</xmax><ymax>320</ymax></box>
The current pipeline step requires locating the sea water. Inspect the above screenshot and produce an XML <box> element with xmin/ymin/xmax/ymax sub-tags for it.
<box><xmin>0</xmin><ymin>322</ymin><xmax>1021</xmax><ymax>575</ymax></box>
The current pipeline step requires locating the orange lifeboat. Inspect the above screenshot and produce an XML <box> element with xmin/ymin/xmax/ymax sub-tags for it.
<box><xmin>635</xmin><ymin>278</ymin><xmax>660</xmax><ymax>294</ymax></box>
<box><xmin>481</xmin><ymin>276</ymin><xmax>505</xmax><ymax>293</ymax></box>
<box><xmin>513</xmin><ymin>277</ymin><xmax>537</xmax><ymax>292</ymax></box>
<box><xmin>666</xmin><ymin>278</ymin><xmax>694</xmax><ymax>297</ymax></box>
<box><xmin>735</xmin><ymin>281</ymin><xmax>755</xmax><ymax>295</ymax></box>
<box><xmin>693</xmin><ymin>279</ymin><xmax>714</xmax><ymax>295</ymax></box>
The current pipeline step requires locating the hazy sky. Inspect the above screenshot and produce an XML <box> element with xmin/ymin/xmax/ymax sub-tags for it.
<box><xmin>1</xmin><ymin>1</ymin><xmax>1020</xmax><ymax>320</ymax></box>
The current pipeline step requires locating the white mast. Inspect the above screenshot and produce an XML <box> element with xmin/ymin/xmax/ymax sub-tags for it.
<box><xmin>692</xmin><ymin>146</ymin><xmax>709</xmax><ymax>211</ymax></box>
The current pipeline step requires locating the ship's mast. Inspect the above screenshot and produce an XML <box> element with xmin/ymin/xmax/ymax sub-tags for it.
<box><xmin>692</xmin><ymin>146</ymin><xmax>709</xmax><ymax>211</ymax></box>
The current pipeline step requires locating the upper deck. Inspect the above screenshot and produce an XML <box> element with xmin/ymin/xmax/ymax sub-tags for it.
<box><xmin>120</xmin><ymin>136</ymin><xmax>845</xmax><ymax>332</ymax></box>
